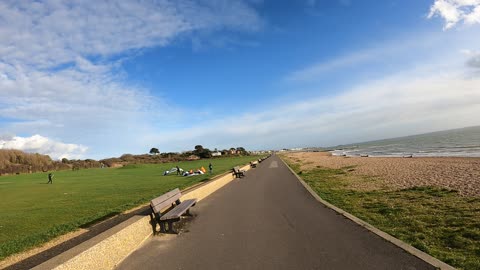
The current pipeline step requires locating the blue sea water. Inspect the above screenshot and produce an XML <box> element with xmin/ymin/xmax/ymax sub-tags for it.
<box><xmin>331</xmin><ymin>126</ymin><xmax>480</xmax><ymax>158</ymax></box>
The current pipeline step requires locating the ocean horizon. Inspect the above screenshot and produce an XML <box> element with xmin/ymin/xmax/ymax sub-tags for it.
<box><xmin>330</xmin><ymin>126</ymin><xmax>480</xmax><ymax>158</ymax></box>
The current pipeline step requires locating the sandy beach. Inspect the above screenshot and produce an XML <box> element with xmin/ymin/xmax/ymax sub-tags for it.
<box><xmin>282</xmin><ymin>152</ymin><xmax>480</xmax><ymax>197</ymax></box>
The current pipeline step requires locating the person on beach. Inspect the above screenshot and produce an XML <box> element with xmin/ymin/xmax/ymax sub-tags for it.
<box><xmin>47</xmin><ymin>173</ymin><xmax>53</xmax><ymax>184</ymax></box>
<box><xmin>209</xmin><ymin>163</ymin><xmax>213</xmax><ymax>174</ymax></box>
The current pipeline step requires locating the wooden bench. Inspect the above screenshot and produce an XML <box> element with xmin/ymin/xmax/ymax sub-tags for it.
<box><xmin>150</xmin><ymin>188</ymin><xmax>197</xmax><ymax>234</ymax></box>
<box><xmin>250</xmin><ymin>161</ymin><xmax>257</xmax><ymax>168</ymax></box>
<box><xmin>232</xmin><ymin>166</ymin><xmax>245</xmax><ymax>178</ymax></box>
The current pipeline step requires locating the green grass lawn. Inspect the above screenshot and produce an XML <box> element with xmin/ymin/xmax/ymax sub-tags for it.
<box><xmin>282</xmin><ymin>157</ymin><xmax>480</xmax><ymax>270</ymax></box>
<box><xmin>0</xmin><ymin>156</ymin><xmax>260</xmax><ymax>260</ymax></box>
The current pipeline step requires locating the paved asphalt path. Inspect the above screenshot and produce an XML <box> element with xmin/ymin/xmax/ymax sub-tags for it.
<box><xmin>117</xmin><ymin>155</ymin><xmax>434</xmax><ymax>270</ymax></box>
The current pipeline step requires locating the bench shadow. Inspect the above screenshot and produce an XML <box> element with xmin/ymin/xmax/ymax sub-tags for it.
<box><xmin>4</xmin><ymin>206</ymin><xmax>151</xmax><ymax>270</ymax></box>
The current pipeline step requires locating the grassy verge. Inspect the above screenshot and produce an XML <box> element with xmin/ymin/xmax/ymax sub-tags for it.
<box><xmin>0</xmin><ymin>156</ymin><xmax>261</xmax><ymax>260</ymax></box>
<box><xmin>282</xmin><ymin>157</ymin><xmax>480</xmax><ymax>270</ymax></box>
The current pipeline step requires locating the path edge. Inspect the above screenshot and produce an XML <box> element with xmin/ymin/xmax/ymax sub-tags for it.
<box><xmin>279</xmin><ymin>157</ymin><xmax>456</xmax><ymax>270</ymax></box>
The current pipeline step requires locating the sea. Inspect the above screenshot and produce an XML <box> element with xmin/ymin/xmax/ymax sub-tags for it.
<box><xmin>330</xmin><ymin>126</ymin><xmax>480</xmax><ymax>158</ymax></box>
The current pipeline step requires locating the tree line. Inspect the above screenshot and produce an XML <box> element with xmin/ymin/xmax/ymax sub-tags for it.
<box><xmin>150</xmin><ymin>145</ymin><xmax>248</xmax><ymax>158</ymax></box>
<box><xmin>0</xmin><ymin>145</ymin><xmax>250</xmax><ymax>176</ymax></box>
<box><xmin>0</xmin><ymin>149</ymin><xmax>105</xmax><ymax>175</ymax></box>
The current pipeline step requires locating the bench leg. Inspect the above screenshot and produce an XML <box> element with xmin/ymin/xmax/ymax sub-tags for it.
<box><xmin>160</xmin><ymin>221</ymin><xmax>167</xmax><ymax>233</ymax></box>
<box><xmin>167</xmin><ymin>221</ymin><xmax>177</xmax><ymax>234</ymax></box>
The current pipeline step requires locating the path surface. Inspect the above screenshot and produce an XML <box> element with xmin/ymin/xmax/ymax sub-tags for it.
<box><xmin>117</xmin><ymin>155</ymin><xmax>434</xmax><ymax>270</ymax></box>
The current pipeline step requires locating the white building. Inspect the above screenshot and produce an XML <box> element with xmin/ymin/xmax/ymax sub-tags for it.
<box><xmin>211</xmin><ymin>151</ymin><xmax>222</xmax><ymax>157</ymax></box>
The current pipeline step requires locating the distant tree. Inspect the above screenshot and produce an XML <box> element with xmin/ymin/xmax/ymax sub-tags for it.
<box><xmin>149</xmin><ymin>148</ymin><xmax>160</xmax><ymax>155</ymax></box>
<box><xmin>198</xmin><ymin>148</ymin><xmax>212</xmax><ymax>159</ymax></box>
<box><xmin>193</xmin><ymin>145</ymin><xmax>203</xmax><ymax>156</ymax></box>
<box><xmin>61</xmin><ymin>158</ymin><xmax>69</xmax><ymax>164</ymax></box>
<box><xmin>236</xmin><ymin>147</ymin><xmax>247</xmax><ymax>155</ymax></box>
<box><xmin>193</xmin><ymin>145</ymin><xmax>212</xmax><ymax>158</ymax></box>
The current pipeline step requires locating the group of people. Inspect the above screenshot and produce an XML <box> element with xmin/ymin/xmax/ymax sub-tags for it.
<box><xmin>48</xmin><ymin>163</ymin><xmax>214</xmax><ymax>182</ymax></box>
<box><xmin>180</xmin><ymin>163</ymin><xmax>213</xmax><ymax>177</ymax></box>
<box><xmin>163</xmin><ymin>163</ymin><xmax>213</xmax><ymax>177</ymax></box>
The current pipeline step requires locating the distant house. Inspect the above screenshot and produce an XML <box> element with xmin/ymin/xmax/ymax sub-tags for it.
<box><xmin>211</xmin><ymin>151</ymin><xmax>222</xmax><ymax>157</ymax></box>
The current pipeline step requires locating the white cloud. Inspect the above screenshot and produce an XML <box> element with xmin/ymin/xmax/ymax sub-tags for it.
<box><xmin>429</xmin><ymin>0</ymin><xmax>480</xmax><ymax>29</ymax></box>
<box><xmin>0</xmin><ymin>0</ymin><xmax>262</xmax><ymax>158</ymax></box>
<box><xmin>0</xmin><ymin>135</ymin><xmax>87</xmax><ymax>160</ymax></box>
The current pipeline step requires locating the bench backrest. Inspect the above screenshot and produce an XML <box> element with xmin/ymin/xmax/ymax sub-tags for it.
<box><xmin>233</xmin><ymin>166</ymin><xmax>240</xmax><ymax>172</ymax></box>
<box><xmin>150</xmin><ymin>188</ymin><xmax>182</xmax><ymax>213</ymax></box>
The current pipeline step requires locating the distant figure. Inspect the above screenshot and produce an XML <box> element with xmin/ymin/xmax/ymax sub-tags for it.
<box><xmin>209</xmin><ymin>163</ymin><xmax>213</xmax><ymax>174</ymax></box>
<box><xmin>47</xmin><ymin>173</ymin><xmax>53</xmax><ymax>184</ymax></box>
<box><xmin>176</xmin><ymin>166</ymin><xmax>180</xmax><ymax>175</ymax></box>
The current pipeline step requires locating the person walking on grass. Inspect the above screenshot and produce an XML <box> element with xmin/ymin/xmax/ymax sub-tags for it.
<box><xmin>176</xmin><ymin>166</ymin><xmax>181</xmax><ymax>175</ymax></box>
<box><xmin>47</xmin><ymin>173</ymin><xmax>53</xmax><ymax>184</ymax></box>
<box><xmin>209</xmin><ymin>163</ymin><xmax>213</xmax><ymax>174</ymax></box>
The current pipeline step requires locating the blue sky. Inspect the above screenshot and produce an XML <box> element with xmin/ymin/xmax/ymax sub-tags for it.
<box><xmin>1</xmin><ymin>0</ymin><xmax>480</xmax><ymax>159</ymax></box>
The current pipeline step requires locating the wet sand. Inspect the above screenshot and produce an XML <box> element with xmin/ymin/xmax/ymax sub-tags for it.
<box><xmin>283</xmin><ymin>152</ymin><xmax>480</xmax><ymax>197</ymax></box>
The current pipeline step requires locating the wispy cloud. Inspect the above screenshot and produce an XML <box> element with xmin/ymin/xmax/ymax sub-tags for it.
<box><xmin>428</xmin><ymin>0</ymin><xmax>480</xmax><ymax>29</ymax></box>
<box><xmin>286</xmin><ymin>51</ymin><xmax>374</xmax><ymax>82</ymax></box>
<box><xmin>0</xmin><ymin>0</ymin><xmax>262</xmax><ymax>158</ymax></box>
<box><xmin>0</xmin><ymin>0</ymin><xmax>262</xmax><ymax>68</ymax></box>
<box><xmin>284</xmin><ymin>31</ymin><xmax>452</xmax><ymax>82</ymax></box>
<box><xmin>149</xmin><ymin>68</ymin><xmax>480</xmax><ymax>150</ymax></box>
<box><xmin>157</xmin><ymin>17</ymin><xmax>480</xmax><ymax>150</ymax></box>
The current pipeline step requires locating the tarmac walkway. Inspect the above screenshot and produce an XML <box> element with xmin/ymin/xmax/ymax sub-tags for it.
<box><xmin>117</xmin><ymin>155</ymin><xmax>434</xmax><ymax>270</ymax></box>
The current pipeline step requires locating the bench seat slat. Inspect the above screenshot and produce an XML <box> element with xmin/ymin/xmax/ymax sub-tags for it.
<box><xmin>150</xmin><ymin>188</ymin><xmax>182</xmax><ymax>213</ymax></box>
<box><xmin>160</xmin><ymin>199</ymin><xmax>197</xmax><ymax>220</ymax></box>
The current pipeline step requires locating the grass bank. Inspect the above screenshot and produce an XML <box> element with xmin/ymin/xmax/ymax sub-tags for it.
<box><xmin>282</xmin><ymin>157</ymin><xmax>480</xmax><ymax>270</ymax></box>
<box><xmin>0</xmin><ymin>156</ymin><xmax>260</xmax><ymax>260</ymax></box>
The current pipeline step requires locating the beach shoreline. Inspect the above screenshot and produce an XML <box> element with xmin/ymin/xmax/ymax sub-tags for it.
<box><xmin>282</xmin><ymin>152</ymin><xmax>480</xmax><ymax>197</ymax></box>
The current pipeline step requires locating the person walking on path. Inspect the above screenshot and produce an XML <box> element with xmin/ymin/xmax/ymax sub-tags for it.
<box><xmin>47</xmin><ymin>173</ymin><xmax>53</xmax><ymax>184</ymax></box>
<box><xmin>208</xmin><ymin>163</ymin><xmax>213</xmax><ymax>174</ymax></box>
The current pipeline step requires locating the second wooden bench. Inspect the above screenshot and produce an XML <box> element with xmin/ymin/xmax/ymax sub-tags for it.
<box><xmin>150</xmin><ymin>188</ymin><xmax>197</xmax><ymax>234</ymax></box>
<box><xmin>232</xmin><ymin>166</ymin><xmax>246</xmax><ymax>178</ymax></box>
